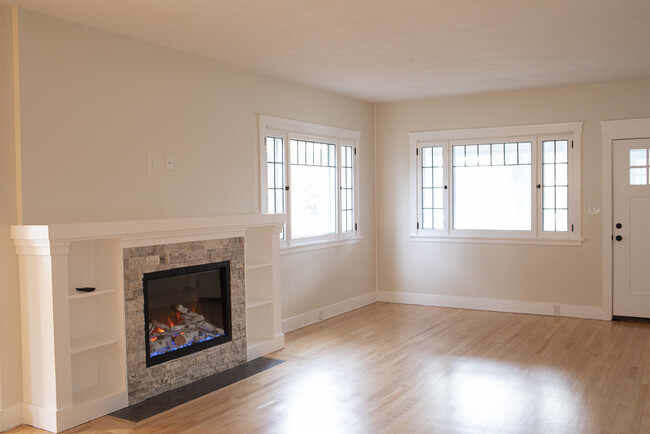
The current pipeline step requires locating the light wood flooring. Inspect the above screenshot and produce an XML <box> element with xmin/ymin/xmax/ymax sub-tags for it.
<box><xmin>9</xmin><ymin>303</ymin><xmax>650</xmax><ymax>433</ymax></box>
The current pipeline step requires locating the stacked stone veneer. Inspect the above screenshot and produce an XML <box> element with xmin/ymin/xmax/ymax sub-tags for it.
<box><xmin>123</xmin><ymin>237</ymin><xmax>246</xmax><ymax>404</ymax></box>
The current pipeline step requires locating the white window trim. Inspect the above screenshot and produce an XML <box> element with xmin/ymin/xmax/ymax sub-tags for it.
<box><xmin>258</xmin><ymin>114</ymin><xmax>362</xmax><ymax>251</ymax></box>
<box><xmin>410</xmin><ymin>122</ymin><xmax>583</xmax><ymax>245</ymax></box>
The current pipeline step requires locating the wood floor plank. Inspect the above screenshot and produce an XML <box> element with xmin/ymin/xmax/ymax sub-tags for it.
<box><xmin>7</xmin><ymin>303</ymin><xmax>650</xmax><ymax>433</ymax></box>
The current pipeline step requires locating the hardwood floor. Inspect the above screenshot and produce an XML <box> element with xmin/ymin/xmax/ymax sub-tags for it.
<box><xmin>9</xmin><ymin>303</ymin><xmax>650</xmax><ymax>433</ymax></box>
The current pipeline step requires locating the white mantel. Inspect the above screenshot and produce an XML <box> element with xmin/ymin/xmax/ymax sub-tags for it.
<box><xmin>12</xmin><ymin>214</ymin><xmax>285</xmax><ymax>247</ymax></box>
<box><xmin>11</xmin><ymin>214</ymin><xmax>285</xmax><ymax>433</ymax></box>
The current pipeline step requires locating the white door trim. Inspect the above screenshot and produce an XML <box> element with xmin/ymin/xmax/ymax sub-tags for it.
<box><xmin>601</xmin><ymin>118</ymin><xmax>650</xmax><ymax>320</ymax></box>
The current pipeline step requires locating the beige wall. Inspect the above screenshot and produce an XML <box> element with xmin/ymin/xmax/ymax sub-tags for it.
<box><xmin>376</xmin><ymin>80</ymin><xmax>650</xmax><ymax>309</ymax></box>
<box><xmin>0</xmin><ymin>4</ymin><xmax>23</xmax><ymax>416</ymax></box>
<box><xmin>15</xmin><ymin>10</ymin><xmax>376</xmax><ymax>327</ymax></box>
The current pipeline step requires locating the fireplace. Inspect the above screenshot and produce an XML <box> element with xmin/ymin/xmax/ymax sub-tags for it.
<box><xmin>143</xmin><ymin>261</ymin><xmax>232</xmax><ymax>367</ymax></box>
<box><xmin>123</xmin><ymin>237</ymin><xmax>247</xmax><ymax>404</ymax></box>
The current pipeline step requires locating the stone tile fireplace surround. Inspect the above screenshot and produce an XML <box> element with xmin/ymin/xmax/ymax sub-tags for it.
<box><xmin>11</xmin><ymin>214</ymin><xmax>285</xmax><ymax>433</ymax></box>
<box><xmin>123</xmin><ymin>238</ymin><xmax>246</xmax><ymax>404</ymax></box>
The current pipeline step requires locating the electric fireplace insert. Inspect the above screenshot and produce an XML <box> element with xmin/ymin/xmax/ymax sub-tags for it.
<box><xmin>143</xmin><ymin>261</ymin><xmax>232</xmax><ymax>367</ymax></box>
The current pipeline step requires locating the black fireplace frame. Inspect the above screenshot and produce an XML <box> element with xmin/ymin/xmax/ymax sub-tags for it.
<box><xmin>143</xmin><ymin>261</ymin><xmax>232</xmax><ymax>367</ymax></box>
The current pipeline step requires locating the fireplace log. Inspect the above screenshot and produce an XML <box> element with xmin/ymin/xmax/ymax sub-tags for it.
<box><xmin>175</xmin><ymin>304</ymin><xmax>207</xmax><ymax>324</ymax></box>
<box><xmin>150</xmin><ymin>335</ymin><xmax>172</xmax><ymax>353</ymax></box>
<box><xmin>197</xmin><ymin>322</ymin><xmax>225</xmax><ymax>336</ymax></box>
<box><xmin>152</xmin><ymin>320</ymin><xmax>171</xmax><ymax>331</ymax></box>
<box><xmin>149</xmin><ymin>330</ymin><xmax>176</xmax><ymax>337</ymax></box>
<box><xmin>181</xmin><ymin>313</ymin><xmax>206</xmax><ymax>324</ymax></box>
<box><xmin>173</xmin><ymin>334</ymin><xmax>187</xmax><ymax>346</ymax></box>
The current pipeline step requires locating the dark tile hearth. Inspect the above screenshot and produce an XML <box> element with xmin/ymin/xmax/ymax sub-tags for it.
<box><xmin>110</xmin><ymin>357</ymin><xmax>285</xmax><ymax>422</ymax></box>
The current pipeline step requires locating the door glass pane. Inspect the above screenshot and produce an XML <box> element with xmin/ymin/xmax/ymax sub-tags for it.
<box><xmin>630</xmin><ymin>149</ymin><xmax>647</xmax><ymax>166</ymax></box>
<box><xmin>630</xmin><ymin>168</ymin><xmax>647</xmax><ymax>185</ymax></box>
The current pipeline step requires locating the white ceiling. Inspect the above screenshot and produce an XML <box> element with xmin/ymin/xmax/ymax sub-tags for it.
<box><xmin>7</xmin><ymin>0</ymin><xmax>650</xmax><ymax>102</ymax></box>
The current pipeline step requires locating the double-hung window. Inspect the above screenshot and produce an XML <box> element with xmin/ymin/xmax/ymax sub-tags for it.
<box><xmin>259</xmin><ymin>115</ymin><xmax>360</xmax><ymax>248</ymax></box>
<box><xmin>411</xmin><ymin>122</ymin><xmax>582</xmax><ymax>244</ymax></box>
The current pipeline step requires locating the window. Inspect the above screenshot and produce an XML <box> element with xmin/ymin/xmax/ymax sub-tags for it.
<box><xmin>411</xmin><ymin>123</ymin><xmax>582</xmax><ymax>244</ymax></box>
<box><xmin>259</xmin><ymin>115</ymin><xmax>360</xmax><ymax>248</ymax></box>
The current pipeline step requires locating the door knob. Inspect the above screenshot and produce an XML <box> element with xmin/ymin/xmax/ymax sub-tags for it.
<box><xmin>615</xmin><ymin>235</ymin><xmax>623</xmax><ymax>241</ymax></box>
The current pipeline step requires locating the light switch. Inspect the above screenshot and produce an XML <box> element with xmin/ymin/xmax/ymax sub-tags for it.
<box><xmin>165</xmin><ymin>156</ymin><xmax>175</xmax><ymax>171</ymax></box>
<box><xmin>148</xmin><ymin>156</ymin><xmax>158</xmax><ymax>171</ymax></box>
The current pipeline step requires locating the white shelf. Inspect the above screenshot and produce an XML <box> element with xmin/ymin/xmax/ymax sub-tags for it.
<box><xmin>70</xmin><ymin>334</ymin><xmax>121</xmax><ymax>354</ymax></box>
<box><xmin>247</xmin><ymin>298</ymin><xmax>273</xmax><ymax>309</ymax></box>
<box><xmin>245</xmin><ymin>262</ymin><xmax>273</xmax><ymax>271</ymax></box>
<box><xmin>68</xmin><ymin>287</ymin><xmax>119</xmax><ymax>300</ymax></box>
<box><xmin>72</xmin><ymin>384</ymin><xmax>124</xmax><ymax>406</ymax></box>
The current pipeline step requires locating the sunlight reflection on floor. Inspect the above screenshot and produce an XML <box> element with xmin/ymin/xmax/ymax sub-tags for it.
<box><xmin>430</xmin><ymin>358</ymin><xmax>580</xmax><ymax>432</ymax></box>
<box><xmin>280</xmin><ymin>368</ymin><xmax>354</xmax><ymax>434</ymax></box>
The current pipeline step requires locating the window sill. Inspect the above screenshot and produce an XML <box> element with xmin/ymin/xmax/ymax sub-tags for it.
<box><xmin>281</xmin><ymin>236</ymin><xmax>363</xmax><ymax>255</ymax></box>
<box><xmin>409</xmin><ymin>234</ymin><xmax>583</xmax><ymax>246</ymax></box>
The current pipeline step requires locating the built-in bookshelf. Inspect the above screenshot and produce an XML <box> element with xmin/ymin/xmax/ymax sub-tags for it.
<box><xmin>11</xmin><ymin>214</ymin><xmax>285</xmax><ymax>433</ymax></box>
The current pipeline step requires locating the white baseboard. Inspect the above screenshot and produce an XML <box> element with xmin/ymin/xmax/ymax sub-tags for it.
<box><xmin>0</xmin><ymin>403</ymin><xmax>23</xmax><ymax>432</ymax></box>
<box><xmin>377</xmin><ymin>290</ymin><xmax>606</xmax><ymax>320</ymax></box>
<box><xmin>247</xmin><ymin>334</ymin><xmax>285</xmax><ymax>361</ymax></box>
<box><xmin>282</xmin><ymin>292</ymin><xmax>377</xmax><ymax>333</ymax></box>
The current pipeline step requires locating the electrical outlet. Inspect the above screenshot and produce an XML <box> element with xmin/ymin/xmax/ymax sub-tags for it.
<box><xmin>553</xmin><ymin>304</ymin><xmax>561</xmax><ymax>316</ymax></box>
<box><xmin>165</xmin><ymin>156</ymin><xmax>175</xmax><ymax>171</ymax></box>
<box><xmin>588</xmin><ymin>203</ymin><xmax>601</xmax><ymax>215</ymax></box>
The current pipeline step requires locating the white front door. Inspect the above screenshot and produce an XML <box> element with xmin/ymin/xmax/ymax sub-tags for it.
<box><xmin>613</xmin><ymin>138</ymin><xmax>650</xmax><ymax>318</ymax></box>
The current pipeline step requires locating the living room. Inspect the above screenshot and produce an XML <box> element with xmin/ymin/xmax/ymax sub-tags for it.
<box><xmin>1</xmin><ymin>2</ymin><xmax>650</xmax><ymax>432</ymax></box>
